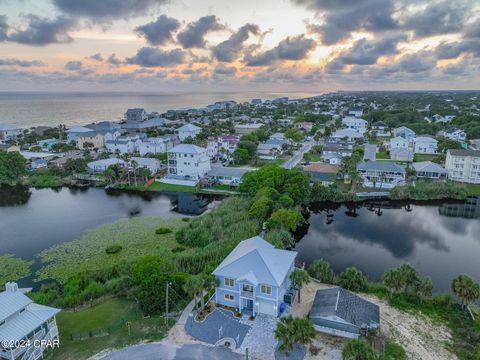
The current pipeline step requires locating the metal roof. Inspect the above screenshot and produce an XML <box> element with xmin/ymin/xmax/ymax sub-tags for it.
<box><xmin>309</xmin><ymin>288</ymin><xmax>380</xmax><ymax>334</ymax></box>
<box><xmin>212</xmin><ymin>236</ymin><xmax>297</xmax><ymax>287</ymax></box>
<box><xmin>207</xmin><ymin>166</ymin><xmax>251</xmax><ymax>178</ymax></box>
<box><xmin>357</xmin><ymin>161</ymin><xmax>405</xmax><ymax>173</ymax></box>
<box><xmin>412</xmin><ymin>161</ymin><xmax>447</xmax><ymax>173</ymax></box>
<box><xmin>177</xmin><ymin>123</ymin><xmax>201</xmax><ymax>132</ymax></box>
<box><xmin>0</xmin><ymin>291</ymin><xmax>32</xmax><ymax>322</ymax></box>
<box><xmin>449</xmin><ymin>149</ymin><xmax>480</xmax><ymax>157</ymax></box>
<box><xmin>169</xmin><ymin>144</ymin><xmax>207</xmax><ymax>154</ymax></box>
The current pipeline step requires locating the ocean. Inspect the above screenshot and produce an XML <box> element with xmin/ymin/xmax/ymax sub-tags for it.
<box><xmin>0</xmin><ymin>91</ymin><xmax>321</xmax><ymax>128</ymax></box>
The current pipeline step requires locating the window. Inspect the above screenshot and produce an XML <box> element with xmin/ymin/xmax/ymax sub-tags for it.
<box><xmin>224</xmin><ymin>294</ymin><xmax>234</xmax><ymax>301</ymax></box>
<box><xmin>224</xmin><ymin>277</ymin><xmax>235</xmax><ymax>287</ymax></box>
<box><xmin>261</xmin><ymin>285</ymin><xmax>272</xmax><ymax>295</ymax></box>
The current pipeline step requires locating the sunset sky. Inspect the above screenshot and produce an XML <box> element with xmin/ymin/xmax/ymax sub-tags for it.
<box><xmin>0</xmin><ymin>0</ymin><xmax>479</xmax><ymax>92</ymax></box>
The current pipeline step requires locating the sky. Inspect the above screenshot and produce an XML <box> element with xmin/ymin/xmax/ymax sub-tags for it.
<box><xmin>0</xmin><ymin>0</ymin><xmax>479</xmax><ymax>92</ymax></box>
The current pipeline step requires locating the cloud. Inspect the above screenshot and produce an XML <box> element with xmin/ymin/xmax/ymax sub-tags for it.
<box><xmin>435</xmin><ymin>40</ymin><xmax>480</xmax><ymax>59</ymax></box>
<box><xmin>53</xmin><ymin>0</ymin><xmax>167</xmax><ymax>22</ymax></box>
<box><xmin>464</xmin><ymin>19</ymin><xmax>480</xmax><ymax>39</ymax></box>
<box><xmin>89</xmin><ymin>53</ymin><xmax>103</xmax><ymax>61</ymax></box>
<box><xmin>398</xmin><ymin>51</ymin><xmax>437</xmax><ymax>73</ymax></box>
<box><xmin>0</xmin><ymin>15</ymin><xmax>8</xmax><ymax>41</ymax></box>
<box><xmin>212</xmin><ymin>23</ymin><xmax>260</xmax><ymax>62</ymax></box>
<box><xmin>298</xmin><ymin>0</ymin><xmax>398</xmax><ymax>45</ymax></box>
<box><xmin>135</xmin><ymin>15</ymin><xmax>181</xmax><ymax>46</ymax></box>
<box><xmin>402</xmin><ymin>1</ymin><xmax>470</xmax><ymax>38</ymax></box>
<box><xmin>4</xmin><ymin>15</ymin><xmax>76</xmax><ymax>45</ymax></box>
<box><xmin>126</xmin><ymin>47</ymin><xmax>187</xmax><ymax>67</ymax></box>
<box><xmin>244</xmin><ymin>35</ymin><xmax>316</xmax><ymax>66</ymax></box>
<box><xmin>107</xmin><ymin>53</ymin><xmax>122</xmax><ymax>66</ymax></box>
<box><xmin>213</xmin><ymin>65</ymin><xmax>237</xmax><ymax>75</ymax></box>
<box><xmin>64</xmin><ymin>60</ymin><xmax>83</xmax><ymax>71</ymax></box>
<box><xmin>177</xmin><ymin>15</ymin><xmax>225</xmax><ymax>49</ymax></box>
<box><xmin>0</xmin><ymin>58</ymin><xmax>45</xmax><ymax>67</ymax></box>
<box><xmin>336</xmin><ymin>35</ymin><xmax>406</xmax><ymax>65</ymax></box>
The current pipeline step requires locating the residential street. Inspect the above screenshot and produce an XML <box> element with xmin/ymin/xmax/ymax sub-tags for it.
<box><xmin>282</xmin><ymin>139</ymin><xmax>313</xmax><ymax>169</ymax></box>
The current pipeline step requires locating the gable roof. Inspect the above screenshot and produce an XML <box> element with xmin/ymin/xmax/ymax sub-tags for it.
<box><xmin>212</xmin><ymin>236</ymin><xmax>297</xmax><ymax>287</ymax></box>
<box><xmin>169</xmin><ymin>144</ymin><xmax>206</xmax><ymax>154</ymax></box>
<box><xmin>309</xmin><ymin>287</ymin><xmax>379</xmax><ymax>332</ymax></box>
<box><xmin>357</xmin><ymin>161</ymin><xmax>405</xmax><ymax>173</ymax></box>
<box><xmin>448</xmin><ymin>149</ymin><xmax>480</xmax><ymax>157</ymax></box>
<box><xmin>0</xmin><ymin>289</ymin><xmax>32</xmax><ymax>322</ymax></box>
<box><xmin>177</xmin><ymin>123</ymin><xmax>201</xmax><ymax>132</ymax></box>
<box><xmin>412</xmin><ymin>161</ymin><xmax>447</xmax><ymax>173</ymax></box>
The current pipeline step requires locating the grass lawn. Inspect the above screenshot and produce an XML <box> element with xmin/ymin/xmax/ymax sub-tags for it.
<box><xmin>48</xmin><ymin>298</ymin><xmax>170</xmax><ymax>360</ymax></box>
<box><xmin>376</xmin><ymin>151</ymin><xmax>390</xmax><ymax>159</ymax></box>
<box><xmin>205</xmin><ymin>184</ymin><xmax>238</xmax><ymax>192</ymax></box>
<box><xmin>413</xmin><ymin>153</ymin><xmax>442</xmax><ymax>162</ymax></box>
<box><xmin>37</xmin><ymin>217</ymin><xmax>187</xmax><ymax>283</ymax></box>
<box><xmin>147</xmin><ymin>181</ymin><xmax>196</xmax><ymax>192</ymax></box>
<box><xmin>463</xmin><ymin>183</ymin><xmax>480</xmax><ymax>195</ymax></box>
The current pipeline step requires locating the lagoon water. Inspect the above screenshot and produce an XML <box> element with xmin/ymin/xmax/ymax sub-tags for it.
<box><xmin>0</xmin><ymin>91</ymin><xmax>320</xmax><ymax>128</ymax></box>
<box><xmin>295</xmin><ymin>199</ymin><xmax>480</xmax><ymax>293</ymax></box>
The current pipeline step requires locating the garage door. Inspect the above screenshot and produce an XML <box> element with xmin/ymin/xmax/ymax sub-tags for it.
<box><xmin>258</xmin><ymin>301</ymin><xmax>276</xmax><ymax>316</ymax></box>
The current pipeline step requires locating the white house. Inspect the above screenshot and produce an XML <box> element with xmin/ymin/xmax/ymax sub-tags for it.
<box><xmin>441</xmin><ymin>128</ymin><xmax>466</xmax><ymax>141</ymax></box>
<box><xmin>348</xmin><ymin>109</ymin><xmax>363</xmax><ymax>118</ymax></box>
<box><xmin>165</xmin><ymin>144</ymin><xmax>211</xmax><ymax>180</ymax></box>
<box><xmin>0</xmin><ymin>282</ymin><xmax>60</xmax><ymax>360</ymax></box>
<box><xmin>207</xmin><ymin>166</ymin><xmax>251</xmax><ymax>185</ymax></box>
<box><xmin>138</xmin><ymin>136</ymin><xmax>174</xmax><ymax>156</ymax></box>
<box><xmin>413</xmin><ymin>136</ymin><xmax>438</xmax><ymax>154</ymax></box>
<box><xmin>206</xmin><ymin>135</ymin><xmax>240</xmax><ymax>160</ymax></box>
<box><xmin>125</xmin><ymin>108</ymin><xmax>147</xmax><ymax>123</ymax></box>
<box><xmin>176</xmin><ymin>123</ymin><xmax>201</xmax><ymax>141</ymax></box>
<box><xmin>412</xmin><ymin>161</ymin><xmax>447</xmax><ymax>179</ymax></box>
<box><xmin>130</xmin><ymin>157</ymin><xmax>162</xmax><ymax>174</ymax></box>
<box><xmin>105</xmin><ymin>139</ymin><xmax>136</xmax><ymax>154</ymax></box>
<box><xmin>445</xmin><ymin>149</ymin><xmax>480</xmax><ymax>184</ymax></box>
<box><xmin>390</xmin><ymin>148</ymin><xmax>414</xmax><ymax>161</ymax></box>
<box><xmin>258</xmin><ymin>143</ymin><xmax>282</xmax><ymax>160</ymax></box>
<box><xmin>389</xmin><ymin>136</ymin><xmax>410</xmax><ymax>150</ymax></box>
<box><xmin>87</xmin><ymin>158</ymin><xmax>125</xmax><ymax>172</ymax></box>
<box><xmin>342</xmin><ymin>117</ymin><xmax>368</xmax><ymax>133</ymax></box>
<box><xmin>331</xmin><ymin>129</ymin><xmax>364</xmax><ymax>142</ymax></box>
<box><xmin>0</xmin><ymin>124</ymin><xmax>22</xmax><ymax>141</ymax></box>
<box><xmin>357</xmin><ymin>161</ymin><xmax>406</xmax><ymax>189</ymax></box>
<box><xmin>393</xmin><ymin>126</ymin><xmax>416</xmax><ymax>142</ymax></box>
<box><xmin>66</xmin><ymin>126</ymin><xmax>93</xmax><ymax>143</ymax></box>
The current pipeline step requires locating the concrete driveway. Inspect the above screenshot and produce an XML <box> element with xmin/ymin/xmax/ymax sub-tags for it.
<box><xmin>101</xmin><ymin>343</ymin><xmax>244</xmax><ymax>360</ymax></box>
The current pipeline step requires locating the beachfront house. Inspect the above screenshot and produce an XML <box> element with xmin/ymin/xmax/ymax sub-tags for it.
<box><xmin>413</xmin><ymin>136</ymin><xmax>438</xmax><ymax>154</ymax></box>
<box><xmin>125</xmin><ymin>108</ymin><xmax>147</xmax><ymax>123</ymax></box>
<box><xmin>412</xmin><ymin>161</ymin><xmax>447</xmax><ymax>179</ymax></box>
<box><xmin>0</xmin><ymin>282</ymin><xmax>60</xmax><ymax>360</ymax></box>
<box><xmin>309</xmin><ymin>287</ymin><xmax>379</xmax><ymax>339</ymax></box>
<box><xmin>176</xmin><ymin>123</ymin><xmax>201</xmax><ymax>141</ymax></box>
<box><xmin>357</xmin><ymin>161</ymin><xmax>406</xmax><ymax>189</ymax></box>
<box><xmin>213</xmin><ymin>236</ymin><xmax>297</xmax><ymax>317</ymax></box>
<box><xmin>445</xmin><ymin>149</ymin><xmax>480</xmax><ymax>184</ymax></box>
<box><xmin>0</xmin><ymin>124</ymin><xmax>22</xmax><ymax>141</ymax></box>
<box><xmin>393</xmin><ymin>126</ymin><xmax>416</xmax><ymax>141</ymax></box>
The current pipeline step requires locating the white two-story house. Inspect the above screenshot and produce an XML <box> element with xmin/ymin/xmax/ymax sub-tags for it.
<box><xmin>0</xmin><ymin>282</ymin><xmax>60</xmax><ymax>360</ymax></box>
<box><xmin>413</xmin><ymin>136</ymin><xmax>438</xmax><ymax>154</ymax></box>
<box><xmin>389</xmin><ymin>136</ymin><xmax>410</xmax><ymax>150</ymax></box>
<box><xmin>0</xmin><ymin>125</ymin><xmax>22</xmax><ymax>141</ymax></box>
<box><xmin>393</xmin><ymin>126</ymin><xmax>416</xmax><ymax>142</ymax></box>
<box><xmin>342</xmin><ymin>117</ymin><xmax>368</xmax><ymax>133</ymax></box>
<box><xmin>207</xmin><ymin>135</ymin><xmax>240</xmax><ymax>160</ymax></box>
<box><xmin>445</xmin><ymin>149</ymin><xmax>480</xmax><ymax>184</ymax></box>
<box><xmin>213</xmin><ymin>236</ymin><xmax>297</xmax><ymax>317</ymax></box>
<box><xmin>176</xmin><ymin>124</ymin><xmax>201</xmax><ymax>141</ymax></box>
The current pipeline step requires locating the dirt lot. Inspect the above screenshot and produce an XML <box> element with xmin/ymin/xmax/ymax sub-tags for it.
<box><xmin>293</xmin><ymin>281</ymin><xmax>456</xmax><ymax>360</ymax></box>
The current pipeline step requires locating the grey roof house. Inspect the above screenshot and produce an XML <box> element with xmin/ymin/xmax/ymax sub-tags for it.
<box><xmin>412</xmin><ymin>161</ymin><xmax>447</xmax><ymax>179</ymax></box>
<box><xmin>309</xmin><ymin>287</ymin><xmax>380</xmax><ymax>339</ymax></box>
<box><xmin>357</xmin><ymin>161</ymin><xmax>406</xmax><ymax>189</ymax></box>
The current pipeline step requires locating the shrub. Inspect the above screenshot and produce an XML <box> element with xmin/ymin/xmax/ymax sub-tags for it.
<box><xmin>155</xmin><ymin>227</ymin><xmax>172</xmax><ymax>235</ymax></box>
<box><xmin>339</xmin><ymin>267</ymin><xmax>368</xmax><ymax>292</ymax></box>
<box><xmin>181</xmin><ymin>217</ymin><xmax>190</xmax><ymax>222</ymax></box>
<box><xmin>172</xmin><ymin>246</ymin><xmax>186</xmax><ymax>253</ymax></box>
<box><xmin>308</xmin><ymin>259</ymin><xmax>334</xmax><ymax>284</ymax></box>
<box><xmin>266</xmin><ymin>208</ymin><xmax>303</xmax><ymax>232</ymax></box>
<box><xmin>264</xmin><ymin>229</ymin><xmax>295</xmax><ymax>249</ymax></box>
<box><xmin>105</xmin><ymin>245</ymin><xmax>122</xmax><ymax>254</ymax></box>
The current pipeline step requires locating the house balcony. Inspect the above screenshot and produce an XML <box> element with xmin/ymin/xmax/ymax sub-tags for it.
<box><xmin>241</xmin><ymin>290</ymin><xmax>254</xmax><ymax>298</ymax></box>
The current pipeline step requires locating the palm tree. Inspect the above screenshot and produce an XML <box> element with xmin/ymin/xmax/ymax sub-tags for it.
<box><xmin>307</xmin><ymin>259</ymin><xmax>334</xmax><ymax>284</ymax></box>
<box><xmin>183</xmin><ymin>275</ymin><xmax>204</xmax><ymax>310</ymax></box>
<box><xmin>383</xmin><ymin>268</ymin><xmax>403</xmax><ymax>297</ymax></box>
<box><xmin>342</xmin><ymin>339</ymin><xmax>377</xmax><ymax>360</ymax></box>
<box><xmin>416</xmin><ymin>276</ymin><xmax>434</xmax><ymax>303</ymax></box>
<box><xmin>121</xmin><ymin>153</ymin><xmax>131</xmax><ymax>184</ymax></box>
<box><xmin>398</xmin><ymin>263</ymin><xmax>419</xmax><ymax>292</ymax></box>
<box><xmin>294</xmin><ymin>318</ymin><xmax>316</xmax><ymax>347</ymax></box>
<box><xmin>452</xmin><ymin>274</ymin><xmax>480</xmax><ymax>308</ymax></box>
<box><xmin>275</xmin><ymin>316</ymin><xmax>296</xmax><ymax>354</ymax></box>
<box><xmin>290</xmin><ymin>269</ymin><xmax>310</xmax><ymax>303</ymax></box>
<box><xmin>130</xmin><ymin>160</ymin><xmax>138</xmax><ymax>186</ymax></box>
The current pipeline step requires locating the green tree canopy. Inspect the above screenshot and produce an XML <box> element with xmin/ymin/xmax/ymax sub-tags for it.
<box><xmin>339</xmin><ymin>267</ymin><xmax>368</xmax><ymax>292</ymax></box>
<box><xmin>308</xmin><ymin>259</ymin><xmax>335</xmax><ymax>284</ymax></box>
<box><xmin>0</xmin><ymin>151</ymin><xmax>27</xmax><ymax>185</ymax></box>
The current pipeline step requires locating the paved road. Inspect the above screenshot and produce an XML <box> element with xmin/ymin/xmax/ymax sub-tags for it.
<box><xmin>282</xmin><ymin>140</ymin><xmax>313</xmax><ymax>169</ymax></box>
<box><xmin>101</xmin><ymin>343</ymin><xmax>244</xmax><ymax>360</ymax></box>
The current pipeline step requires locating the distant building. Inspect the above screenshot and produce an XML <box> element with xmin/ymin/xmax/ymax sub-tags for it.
<box><xmin>357</xmin><ymin>161</ymin><xmax>406</xmax><ymax>189</ymax></box>
<box><xmin>130</xmin><ymin>157</ymin><xmax>162</xmax><ymax>174</ymax></box>
<box><xmin>251</xmin><ymin>99</ymin><xmax>262</xmax><ymax>106</ymax></box>
<box><xmin>176</xmin><ymin>123</ymin><xmax>201</xmax><ymax>141</ymax></box>
<box><xmin>125</xmin><ymin>108</ymin><xmax>147</xmax><ymax>123</ymax></box>
<box><xmin>441</xmin><ymin>128</ymin><xmax>466</xmax><ymax>142</ymax></box>
<box><xmin>66</xmin><ymin>126</ymin><xmax>93</xmax><ymax>143</ymax></box>
<box><xmin>413</xmin><ymin>136</ymin><xmax>438</xmax><ymax>154</ymax></box>
<box><xmin>412</xmin><ymin>161</ymin><xmax>447</xmax><ymax>179</ymax></box>
<box><xmin>445</xmin><ymin>149</ymin><xmax>480</xmax><ymax>184</ymax></box>
<box><xmin>31</xmin><ymin>159</ymin><xmax>48</xmax><ymax>170</ymax></box>
<box><xmin>207</xmin><ymin>135</ymin><xmax>240</xmax><ymax>160</ymax></box>
<box><xmin>390</xmin><ymin>148</ymin><xmax>413</xmax><ymax>162</ymax></box>
<box><xmin>234</xmin><ymin>123</ymin><xmax>263</xmax><ymax>135</ymax></box>
<box><xmin>331</xmin><ymin>129</ymin><xmax>364</xmax><ymax>143</ymax></box>
<box><xmin>87</xmin><ymin>158</ymin><xmax>125</xmax><ymax>172</ymax></box>
<box><xmin>393</xmin><ymin>126</ymin><xmax>416</xmax><ymax>142</ymax></box>
<box><xmin>322</xmin><ymin>153</ymin><xmax>342</xmax><ymax>165</ymax></box>
<box><xmin>294</xmin><ymin>122</ymin><xmax>313</xmax><ymax>133</ymax></box>
<box><xmin>342</xmin><ymin>117</ymin><xmax>367</xmax><ymax>133</ymax></box>
<box><xmin>303</xmin><ymin>163</ymin><xmax>339</xmax><ymax>185</ymax></box>
<box><xmin>0</xmin><ymin>124</ymin><xmax>22</xmax><ymax>141</ymax></box>
<box><xmin>0</xmin><ymin>282</ymin><xmax>60</xmax><ymax>360</ymax></box>
<box><xmin>138</xmin><ymin>136</ymin><xmax>174</xmax><ymax>156</ymax></box>
<box><xmin>121</xmin><ymin>117</ymin><xmax>167</xmax><ymax>132</ymax></box>
<box><xmin>309</xmin><ymin>287</ymin><xmax>379</xmax><ymax>339</ymax></box>
<box><xmin>389</xmin><ymin>136</ymin><xmax>409</xmax><ymax>150</ymax></box>
<box><xmin>257</xmin><ymin>143</ymin><xmax>282</xmax><ymax>160</ymax></box>
<box><xmin>348</xmin><ymin>109</ymin><xmax>363</xmax><ymax>118</ymax></box>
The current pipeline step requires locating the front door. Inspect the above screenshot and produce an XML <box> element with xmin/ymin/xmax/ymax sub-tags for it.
<box><xmin>242</xmin><ymin>298</ymin><xmax>253</xmax><ymax>310</ymax></box>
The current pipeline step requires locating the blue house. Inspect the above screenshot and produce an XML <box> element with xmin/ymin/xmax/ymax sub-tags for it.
<box><xmin>212</xmin><ymin>236</ymin><xmax>297</xmax><ymax>317</ymax></box>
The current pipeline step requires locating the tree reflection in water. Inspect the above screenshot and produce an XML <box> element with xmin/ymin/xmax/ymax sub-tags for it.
<box><xmin>0</xmin><ymin>185</ymin><xmax>32</xmax><ymax>207</ymax></box>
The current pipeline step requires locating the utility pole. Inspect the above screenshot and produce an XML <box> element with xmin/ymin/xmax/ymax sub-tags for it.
<box><xmin>165</xmin><ymin>281</ymin><xmax>169</xmax><ymax>326</ymax></box>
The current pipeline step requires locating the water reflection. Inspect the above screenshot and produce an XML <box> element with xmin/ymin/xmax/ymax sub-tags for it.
<box><xmin>439</xmin><ymin>196</ymin><xmax>480</xmax><ymax>219</ymax></box>
<box><xmin>0</xmin><ymin>185</ymin><xmax>32</xmax><ymax>206</ymax></box>
<box><xmin>296</xmin><ymin>199</ymin><xmax>480</xmax><ymax>292</ymax></box>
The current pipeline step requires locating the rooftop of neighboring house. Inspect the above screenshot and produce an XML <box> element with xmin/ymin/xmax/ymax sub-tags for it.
<box><xmin>177</xmin><ymin>123</ymin><xmax>201</xmax><ymax>132</ymax></box>
<box><xmin>208</xmin><ymin>166</ymin><xmax>252</xmax><ymax>178</ymax></box>
<box><xmin>0</xmin><ymin>124</ymin><xmax>21</xmax><ymax>131</ymax></box>
<box><xmin>357</xmin><ymin>161</ymin><xmax>406</xmax><ymax>173</ymax></box>
<box><xmin>212</xmin><ymin>236</ymin><xmax>297</xmax><ymax>287</ymax></box>
<box><xmin>412</xmin><ymin>161</ymin><xmax>447</xmax><ymax>173</ymax></box>
<box><xmin>87</xmin><ymin>158</ymin><xmax>125</xmax><ymax>167</ymax></box>
<box><xmin>169</xmin><ymin>143</ymin><xmax>207</xmax><ymax>154</ymax></box>
<box><xmin>448</xmin><ymin>149</ymin><xmax>480</xmax><ymax>157</ymax></box>
<box><xmin>303</xmin><ymin>163</ymin><xmax>339</xmax><ymax>174</ymax></box>
<box><xmin>414</xmin><ymin>136</ymin><xmax>437</xmax><ymax>143</ymax></box>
